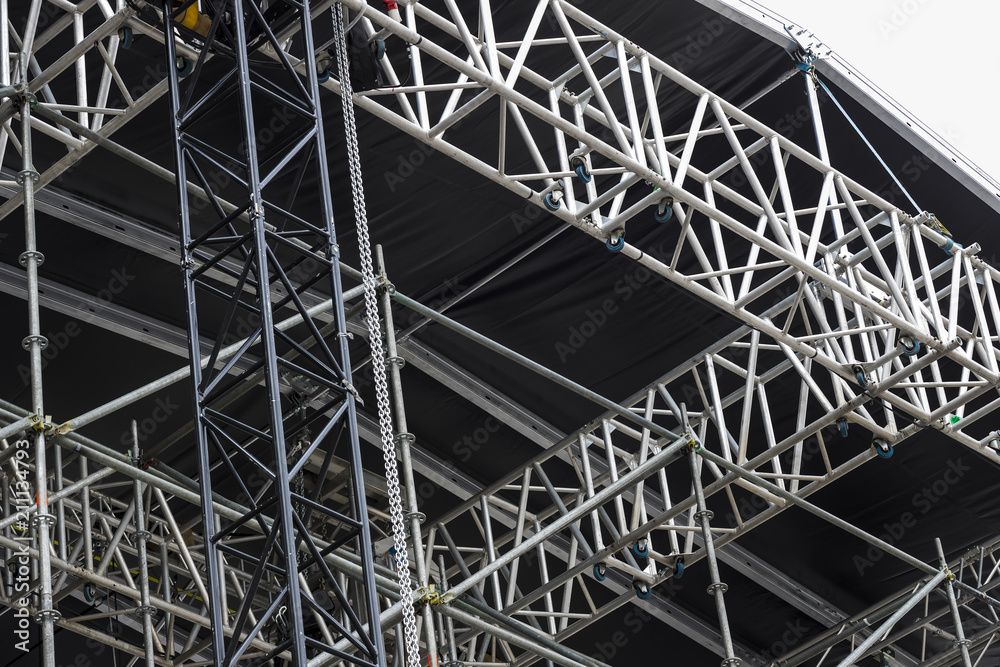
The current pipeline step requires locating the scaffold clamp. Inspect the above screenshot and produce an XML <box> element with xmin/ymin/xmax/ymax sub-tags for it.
<box><xmin>417</xmin><ymin>585</ymin><xmax>452</xmax><ymax>606</ymax></box>
<box><xmin>30</xmin><ymin>414</ymin><xmax>55</xmax><ymax>436</ymax></box>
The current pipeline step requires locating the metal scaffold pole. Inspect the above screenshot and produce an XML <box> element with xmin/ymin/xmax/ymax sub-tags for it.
<box><xmin>376</xmin><ymin>245</ymin><xmax>437</xmax><ymax>665</ymax></box>
<box><xmin>131</xmin><ymin>421</ymin><xmax>156</xmax><ymax>666</ymax></box>
<box><xmin>936</xmin><ymin>538</ymin><xmax>974</xmax><ymax>667</ymax></box>
<box><xmin>835</xmin><ymin>571</ymin><xmax>948</xmax><ymax>667</ymax></box>
<box><xmin>17</xmin><ymin>34</ymin><xmax>59</xmax><ymax>666</ymax></box>
<box><xmin>688</xmin><ymin>448</ymin><xmax>739</xmax><ymax>667</ymax></box>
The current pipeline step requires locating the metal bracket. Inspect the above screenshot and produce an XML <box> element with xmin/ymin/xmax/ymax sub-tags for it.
<box><xmin>376</xmin><ymin>273</ymin><xmax>396</xmax><ymax>295</ymax></box>
<box><xmin>343</xmin><ymin>381</ymin><xmax>364</xmax><ymax>406</ymax></box>
<box><xmin>783</xmin><ymin>23</ymin><xmax>831</xmax><ymax>63</ymax></box>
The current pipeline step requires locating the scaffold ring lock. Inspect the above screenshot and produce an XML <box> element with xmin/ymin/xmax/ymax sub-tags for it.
<box><xmin>33</xmin><ymin>609</ymin><xmax>61</xmax><ymax>623</ymax></box>
<box><xmin>394</xmin><ymin>432</ymin><xmax>415</xmax><ymax>446</ymax></box>
<box><xmin>404</xmin><ymin>510</ymin><xmax>426</xmax><ymax>524</ymax></box>
<box><xmin>18</xmin><ymin>250</ymin><xmax>44</xmax><ymax>267</ymax></box>
<box><xmin>134</xmin><ymin>529</ymin><xmax>152</xmax><ymax>542</ymax></box>
<box><xmin>15</xmin><ymin>169</ymin><xmax>39</xmax><ymax>185</ymax></box>
<box><xmin>386</xmin><ymin>354</ymin><xmax>405</xmax><ymax>368</ymax></box>
<box><xmin>707</xmin><ymin>581</ymin><xmax>729</xmax><ymax>595</ymax></box>
<box><xmin>721</xmin><ymin>659</ymin><xmax>742</xmax><ymax>667</ymax></box>
<box><xmin>31</xmin><ymin>512</ymin><xmax>56</xmax><ymax>527</ymax></box>
<box><xmin>133</xmin><ymin>604</ymin><xmax>156</xmax><ymax>616</ymax></box>
<box><xmin>695</xmin><ymin>509</ymin><xmax>714</xmax><ymax>521</ymax></box>
<box><xmin>22</xmin><ymin>334</ymin><xmax>48</xmax><ymax>350</ymax></box>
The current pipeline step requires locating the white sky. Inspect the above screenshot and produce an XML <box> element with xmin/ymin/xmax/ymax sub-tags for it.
<box><xmin>758</xmin><ymin>0</ymin><xmax>1000</xmax><ymax>182</ymax></box>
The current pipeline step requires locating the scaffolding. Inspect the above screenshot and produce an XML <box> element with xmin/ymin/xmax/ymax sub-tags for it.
<box><xmin>1</xmin><ymin>0</ymin><xmax>1000</xmax><ymax>666</ymax></box>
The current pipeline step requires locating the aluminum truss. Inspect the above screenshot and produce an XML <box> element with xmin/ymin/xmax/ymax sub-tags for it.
<box><xmin>3</xmin><ymin>0</ymin><xmax>1000</xmax><ymax>666</ymax></box>
<box><xmin>160</xmin><ymin>0</ymin><xmax>384</xmax><ymax>665</ymax></box>
<box><xmin>323</xmin><ymin>0</ymin><xmax>1000</xmax><ymax>460</ymax></box>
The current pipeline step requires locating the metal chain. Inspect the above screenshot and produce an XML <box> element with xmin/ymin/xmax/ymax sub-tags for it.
<box><xmin>331</xmin><ymin>6</ymin><xmax>421</xmax><ymax>667</ymax></box>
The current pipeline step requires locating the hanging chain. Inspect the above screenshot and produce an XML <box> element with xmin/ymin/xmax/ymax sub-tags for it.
<box><xmin>331</xmin><ymin>6</ymin><xmax>421</xmax><ymax>667</ymax></box>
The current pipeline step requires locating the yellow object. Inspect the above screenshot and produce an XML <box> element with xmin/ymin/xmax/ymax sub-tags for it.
<box><xmin>176</xmin><ymin>1</ymin><xmax>212</xmax><ymax>37</ymax></box>
<box><xmin>181</xmin><ymin>1</ymin><xmax>199</xmax><ymax>30</ymax></box>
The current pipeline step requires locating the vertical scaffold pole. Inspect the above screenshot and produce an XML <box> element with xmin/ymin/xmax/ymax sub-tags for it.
<box><xmin>689</xmin><ymin>449</ymin><xmax>739</xmax><ymax>667</ymax></box>
<box><xmin>132</xmin><ymin>421</ymin><xmax>156</xmax><ymax>665</ymax></box>
<box><xmin>18</xmin><ymin>41</ymin><xmax>59</xmax><ymax>666</ymax></box>
<box><xmin>936</xmin><ymin>538</ymin><xmax>974</xmax><ymax>667</ymax></box>
<box><xmin>376</xmin><ymin>245</ymin><xmax>438</xmax><ymax>665</ymax></box>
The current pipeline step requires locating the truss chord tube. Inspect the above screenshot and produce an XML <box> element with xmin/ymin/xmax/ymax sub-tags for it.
<box><xmin>447</xmin><ymin>437</ymin><xmax>687</xmax><ymax>600</ymax></box>
<box><xmin>455</xmin><ymin>597</ymin><xmax>609</xmax><ymax>667</ymax></box>
<box><xmin>694</xmin><ymin>447</ymin><xmax>937</xmax><ymax>577</ymax></box>
<box><xmin>439</xmin><ymin>602</ymin><xmax>591</xmax><ymax>667</ymax></box>
<box><xmin>835</xmin><ymin>570</ymin><xmax>948</xmax><ymax>667</ymax></box>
